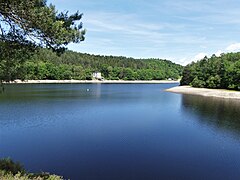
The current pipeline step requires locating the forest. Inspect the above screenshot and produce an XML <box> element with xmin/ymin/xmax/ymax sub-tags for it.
<box><xmin>180</xmin><ymin>52</ymin><xmax>240</xmax><ymax>90</ymax></box>
<box><xmin>1</xmin><ymin>48</ymin><xmax>183</xmax><ymax>81</ymax></box>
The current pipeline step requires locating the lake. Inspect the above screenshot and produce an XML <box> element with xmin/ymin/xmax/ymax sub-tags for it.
<box><xmin>1</xmin><ymin>83</ymin><xmax>240</xmax><ymax>180</ymax></box>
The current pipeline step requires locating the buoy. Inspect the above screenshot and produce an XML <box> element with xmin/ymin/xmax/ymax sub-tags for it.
<box><xmin>86</xmin><ymin>89</ymin><xmax>90</xmax><ymax>91</ymax></box>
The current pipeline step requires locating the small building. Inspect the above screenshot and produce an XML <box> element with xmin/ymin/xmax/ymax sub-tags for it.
<box><xmin>92</xmin><ymin>72</ymin><xmax>102</xmax><ymax>80</ymax></box>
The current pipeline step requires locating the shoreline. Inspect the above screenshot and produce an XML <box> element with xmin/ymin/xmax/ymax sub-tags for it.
<box><xmin>5</xmin><ymin>79</ymin><xmax>180</xmax><ymax>84</ymax></box>
<box><xmin>166</xmin><ymin>86</ymin><xmax>240</xmax><ymax>100</ymax></box>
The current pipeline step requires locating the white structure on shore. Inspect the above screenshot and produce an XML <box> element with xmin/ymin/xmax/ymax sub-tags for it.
<box><xmin>92</xmin><ymin>72</ymin><xmax>102</xmax><ymax>80</ymax></box>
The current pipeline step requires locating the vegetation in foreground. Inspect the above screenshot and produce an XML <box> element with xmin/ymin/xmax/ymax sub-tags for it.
<box><xmin>0</xmin><ymin>0</ymin><xmax>85</xmax><ymax>84</ymax></box>
<box><xmin>0</xmin><ymin>158</ymin><xmax>63</xmax><ymax>180</ymax></box>
<box><xmin>180</xmin><ymin>52</ymin><xmax>240</xmax><ymax>90</ymax></box>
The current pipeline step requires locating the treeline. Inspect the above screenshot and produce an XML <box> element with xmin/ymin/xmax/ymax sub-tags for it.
<box><xmin>180</xmin><ymin>52</ymin><xmax>240</xmax><ymax>90</ymax></box>
<box><xmin>10</xmin><ymin>48</ymin><xmax>182</xmax><ymax>81</ymax></box>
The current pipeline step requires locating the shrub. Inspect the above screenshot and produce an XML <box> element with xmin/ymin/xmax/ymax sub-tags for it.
<box><xmin>0</xmin><ymin>158</ymin><xmax>63</xmax><ymax>180</ymax></box>
<box><xmin>190</xmin><ymin>77</ymin><xmax>206</xmax><ymax>88</ymax></box>
<box><xmin>0</xmin><ymin>158</ymin><xmax>25</xmax><ymax>175</ymax></box>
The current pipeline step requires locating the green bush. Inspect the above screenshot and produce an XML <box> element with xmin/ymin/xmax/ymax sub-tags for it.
<box><xmin>206</xmin><ymin>75</ymin><xmax>221</xmax><ymax>88</ymax></box>
<box><xmin>0</xmin><ymin>158</ymin><xmax>25</xmax><ymax>175</ymax></box>
<box><xmin>0</xmin><ymin>158</ymin><xmax>63</xmax><ymax>180</ymax></box>
<box><xmin>190</xmin><ymin>77</ymin><xmax>206</xmax><ymax>88</ymax></box>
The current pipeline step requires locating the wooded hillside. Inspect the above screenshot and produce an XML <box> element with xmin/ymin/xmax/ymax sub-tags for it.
<box><xmin>12</xmin><ymin>48</ymin><xmax>183</xmax><ymax>81</ymax></box>
<box><xmin>180</xmin><ymin>52</ymin><xmax>240</xmax><ymax>90</ymax></box>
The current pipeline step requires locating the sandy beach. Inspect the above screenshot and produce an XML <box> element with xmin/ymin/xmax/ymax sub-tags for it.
<box><xmin>166</xmin><ymin>86</ymin><xmax>240</xmax><ymax>99</ymax></box>
<box><xmin>7</xmin><ymin>79</ymin><xmax>180</xmax><ymax>84</ymax></box>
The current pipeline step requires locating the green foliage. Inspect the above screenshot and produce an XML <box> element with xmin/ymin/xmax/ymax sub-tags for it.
<box><xmin>206</xmin><ymin>75</ymin><xmax>221</xmax><ymax>88</ymax></box>
<box><xmin>0</xmin><ymin>0</ymin><xmax>85</xmax><ymax>82</ymax></box>
<box><xmin>15</xmin><ymin>48</ymin><xmax>182</xmax><ymax>81</ymax></box>
<box><xmin>181</xmin><ymin>52</ymin><xmax>240</xmax><ymax>90</ymax></box>
<box><xmin>180</xmin><ymin>63</ymin><xmax>195</xmax><ymax>85</ymax></box>
<box><xmin>0</xmin><ymin>171</ymin><xmax>63</xmax><ymax>180</ymax></box>
<box><xmin>0</xmin><ymin>158</ymin><xmax>25</xmax><ymax>175</ymax></box>
<box><xmin>0</xmin><ymin>41</ymin><xmax>34</xmax><ymax>82</ymax></box>
<box><xmin>0</xmin><ymin>158</ymin><xmax>63</xmax><ymax>180</ymax></box>
<box><xmin>190</xmin><ymin>77</ymin><xmax>206</xmax><ymax>88</ymax></box>
<box><xmin>0</xmin><ymin>0</ymin><xmax>85</xmax><ymax>52</ymax></box>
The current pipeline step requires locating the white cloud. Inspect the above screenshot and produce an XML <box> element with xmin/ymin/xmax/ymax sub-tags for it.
<box><xmin>179</xmin><ymin>43</ymin><xmax>239</xmax><ymax>66</ymax></box>
<box><xmin>175</xmin><ymin>53</ymin><xmax>208</xmax><ymax>66</ymax></box>
<box><xmin>178</xmin><ymin>52</ymin><xmax>207</xmax><ymax>66</ymax></box>
<box><xmin>215</xmin><ymin>50</ymin><xmax>223</xmax><ymax>57</ymax></box>
<box><xmin>179</xmin><ymin>44</ymin><xmax>239</xmax><ymax>66</ymax></box>
<box><xmin>84</xmin><ymin>12</ymin><xmax>208</xmax><ymax>46</ymax></box>
<box><xmin>193</xmin><ymin>53</ymin><xmax>208</xmax><ymax>61</ymax></box>
<box><xmin>226</xmin><ymin>43</ymin><xmax>240</xmax><ymax>52</ymax></box>
<box><xmin>176</xmin><ymin>57</ymin><xmax>195</xmax><ymax>66</ymax></box>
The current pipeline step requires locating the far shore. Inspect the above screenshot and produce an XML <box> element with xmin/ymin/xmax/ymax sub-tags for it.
<box><xmin>166</xmin><ymin>86</ymin><xmax>240</xmax><ymax>100</ymax></box>
<box><xmin>5</xmin><ymin>79</ymin><xmax>180</xmax><ymax>84</ymax></box>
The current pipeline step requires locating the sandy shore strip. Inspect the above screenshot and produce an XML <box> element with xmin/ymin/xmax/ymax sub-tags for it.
<box><xmin>166</xmin><ymin>86</ymin><xmax>240</xmax><ymax>99</ymax></box>
<box><xmin>7</xmin><ymin>79</ymin><xmax>180</xmax><ymax>84</ymax></box>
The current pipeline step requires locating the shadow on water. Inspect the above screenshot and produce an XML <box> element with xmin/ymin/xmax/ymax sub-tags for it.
<box><xmin>181</xmin><ymin>94</ymin><xmax>240</xmax><ymax>135</ymax></box>
<box><xmin>0</xmin><ymin>84</ymin><xmax>103</xmax><ymax>102</ymax></box>
<box><xmin>0</xmin><ymin>81</ymin><xmax>4</xmax><ymax>93</ymax></box>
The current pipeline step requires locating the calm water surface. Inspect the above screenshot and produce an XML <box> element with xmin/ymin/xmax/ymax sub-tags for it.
<box><xmin>1</xmin><ymin>83</ymin><xmax>240</xmax><ymax>180</ymax></box>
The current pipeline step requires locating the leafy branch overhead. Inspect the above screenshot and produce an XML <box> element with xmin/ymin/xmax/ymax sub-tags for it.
<box><xmin>0</xmin><ymin>0</ymin><xmax>86</xmax><ymax>53</ymax></box>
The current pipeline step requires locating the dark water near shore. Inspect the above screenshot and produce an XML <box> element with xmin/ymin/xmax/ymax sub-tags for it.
<box><xmin>1</xmin><ymin>83</ymin><xmax>240</xmax><ymax>180</ymax></box>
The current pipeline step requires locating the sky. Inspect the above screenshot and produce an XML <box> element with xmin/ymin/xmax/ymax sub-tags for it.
<box><xmin>48</xmin><ymin>0</ymin><xmax>240</xmax><ymax>65</ymax></box>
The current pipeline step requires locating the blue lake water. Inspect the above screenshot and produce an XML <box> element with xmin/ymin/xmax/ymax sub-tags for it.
<box><xmin>1</xmin><ymin>83</ymin><xmax>240</xmax><ymax>180</ymax></box>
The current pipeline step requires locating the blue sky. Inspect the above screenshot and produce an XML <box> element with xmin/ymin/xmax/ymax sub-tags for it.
<box><xmin>49</xmin><ymin>0</ymin><xmax>240</xmax><ymax>65</ymax></box>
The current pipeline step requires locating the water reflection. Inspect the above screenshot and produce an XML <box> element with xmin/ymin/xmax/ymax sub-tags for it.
<box><xmin>0</xmin><ymin>84</ymin><xmax>104</xmax><ymax>102</ymax></box>
<box><xmin>2</xmin><ymin>84</ymin><xmax>240</xmax><ymax>179</ymax></box>
<box><xmin>181</xmin><ymin>94</ymin><xmax>240</xmax><ymax>134</ymax></box>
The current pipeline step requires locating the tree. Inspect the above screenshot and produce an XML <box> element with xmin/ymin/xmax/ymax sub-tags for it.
<box><xmin>0</xmin><ymin>0</ymin><xmax>85</xmax><ymax>83</ymax></box>
<box><xmin>191</xmin><ymin>77</ymin><xmax>206</xmax><ymax>88</ymax></box>
<box><xmin>180</xmin><ymin>52</ymin><xmax>240</xmax><ymax>90</ymax></box>
<box><xmin>180</xmin><ymin>63</ymin><xmax>195</xmax><ymax>85</ymax></box>
<box><xmin>0</xmin><ymin>0</ymin><xmax>85</xmax><ymax>52</ymax></box>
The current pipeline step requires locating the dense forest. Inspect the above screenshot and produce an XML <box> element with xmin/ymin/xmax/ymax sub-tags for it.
<box><xmin>1</xmin><ymin>48</ymin><xmax>183</xmax><ymax>81</ymax></box>
<box><xmin>180</xmin><ymin>52</ymin><xmax>240</xmax><ymax>90</ymax></box>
